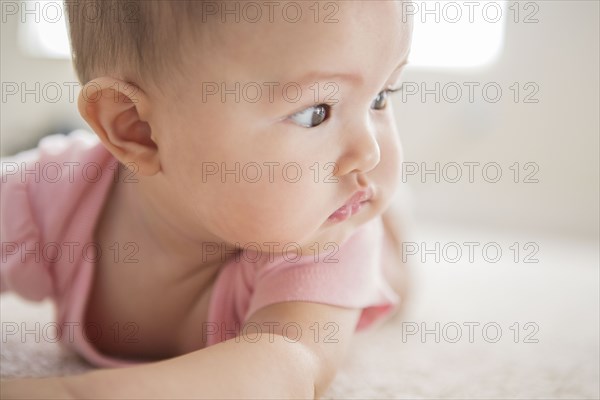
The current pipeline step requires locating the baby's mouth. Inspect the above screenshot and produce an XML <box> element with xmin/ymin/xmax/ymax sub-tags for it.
<box><xmin>327</xmin><ymin>187</ymin><xmax>373</xmax><ymax>223</ymax></box>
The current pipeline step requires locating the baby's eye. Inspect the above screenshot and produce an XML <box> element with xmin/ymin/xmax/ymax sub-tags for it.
<box><xmin>289</xmin><ymin>104</ymin><xmax>331</xmax><ymax>128</ymax></box>
<box><xmin>371</xmin><ymin>86</ymin><xmax>403</xmax><ymax>111</ymax></box>
<box><xmin>371</xmin><ymin>90</ymin><xmax>390</xmax><ymax>110</ymax></box>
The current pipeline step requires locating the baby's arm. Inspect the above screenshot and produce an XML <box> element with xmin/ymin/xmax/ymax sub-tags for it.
<box><xmin>1</xmin><ymin>301</ymin><xmax>361</xmax><ymax>399</ymax></box>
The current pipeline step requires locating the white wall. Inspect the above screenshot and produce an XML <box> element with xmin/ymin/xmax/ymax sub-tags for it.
<box><xmin>1</xmin><ymin>1</ymin><xmax>598</xmax><ymax>239</ymax></box>
<box><xmin>396</xmin><ymin>0</ymin><xmax>599</xmax><ymax>239</ymax></box>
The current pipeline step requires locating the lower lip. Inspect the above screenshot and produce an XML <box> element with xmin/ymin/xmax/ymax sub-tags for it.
<box><xmin>327</xmin><ymin>200</ymin><xmax>369</xmax><ymax>223</ymax></box>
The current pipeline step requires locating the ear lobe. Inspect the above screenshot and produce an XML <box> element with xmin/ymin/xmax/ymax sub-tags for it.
<box><xmin>77</xmin><ymin>77</ymin><xmax>160</xmax><ymax>176</ymax></box>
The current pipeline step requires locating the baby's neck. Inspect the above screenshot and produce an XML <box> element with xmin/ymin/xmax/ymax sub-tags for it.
<box><xmin>104</xmin><ymin>164</ymin><xmax>230</xmax><ymax>278</ymax></box>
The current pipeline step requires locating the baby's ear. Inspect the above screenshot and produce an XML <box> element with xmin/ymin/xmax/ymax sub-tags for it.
<box><xmin>77</xmin><ymin>77</ymin><xmax>160</xmax><ymax>176</ymax></box>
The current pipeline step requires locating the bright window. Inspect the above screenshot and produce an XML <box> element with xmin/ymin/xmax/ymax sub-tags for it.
<box><xmin>408</xmin><ymin>0</ymin><xmax>507</xmax><ymax>68</ymax></box>
<box><xmin>18</xmin><ymin>0</ymin><xmax>71</xmax><ymax>58</ymax></box>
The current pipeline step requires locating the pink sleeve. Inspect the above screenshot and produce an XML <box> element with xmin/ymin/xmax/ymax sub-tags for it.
<box><xmin>243</xmin><ymin>217</ymin><xmax>400</xmax><ymax>330</ymax></box>
<box><xmin>1</xmin><ymin>150</ymin><xmax>54</xmax><ymax>301</ymax></box>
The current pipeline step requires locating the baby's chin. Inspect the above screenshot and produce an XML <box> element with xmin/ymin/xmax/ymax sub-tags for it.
<box><xmin>301</xmin><ymin>206</ymin><xmax>382</xmax><ymax>251</ymax></box>
<box><xmin>213</xmin><ymin>199</ymin><xmax>382</xmax><ymax>255</ymax></box>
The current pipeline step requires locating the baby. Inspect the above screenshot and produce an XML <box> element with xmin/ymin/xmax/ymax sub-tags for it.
<box><xmin>1</xmin><ymin>0</ymin><xmax>412</xmax><ymax>398</ymax></box>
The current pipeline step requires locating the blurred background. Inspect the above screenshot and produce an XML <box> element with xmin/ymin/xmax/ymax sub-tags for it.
<box><xmin>1</xmin><ymin>1</ymin><xmax>598</xmax><ymax>398</ymax></box>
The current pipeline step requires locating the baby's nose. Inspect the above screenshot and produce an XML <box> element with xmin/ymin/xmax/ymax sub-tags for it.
<box><xmin>335</xmin><ymin>126</ymin><xmax>381</xmax><ymax>176</ymax></box>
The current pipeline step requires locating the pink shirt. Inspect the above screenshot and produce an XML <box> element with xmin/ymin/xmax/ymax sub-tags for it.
<box><xmin>0</xmin><ymin>131</ymin><xmax>400</xmax><ymax>368</ymax></box>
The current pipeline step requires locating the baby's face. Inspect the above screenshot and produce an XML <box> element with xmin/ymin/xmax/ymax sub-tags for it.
<box><xmin>149</xmin><ymin>2</ymin><xmax>412</xmax><ymax>250</ymax></box>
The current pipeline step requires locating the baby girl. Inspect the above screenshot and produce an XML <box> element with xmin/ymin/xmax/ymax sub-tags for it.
<box><xmin>1</xmin><ymin>0</ymin><xmax>412</xmax><ymax>398</ymax></box>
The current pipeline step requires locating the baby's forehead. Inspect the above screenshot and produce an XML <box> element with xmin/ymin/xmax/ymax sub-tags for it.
<box><xmin>186</xmin><ymin>2</ymin><xmax>410</xmax><ymax>83</ymax></box>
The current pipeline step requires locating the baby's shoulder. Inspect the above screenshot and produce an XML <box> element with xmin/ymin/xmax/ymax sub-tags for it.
<box><xmin>2</xmin><ymin>130</ymin><xmax>111</xmax><ymax>184</ymax></box>
<box><xmin>1</xmin><ymin>130</ymin><xmax>118</xmax><ymax>247</ymax></box>
<box><xmin>0</xmin><ymin>131</ymin><xmax>119</xmax><ymax>300</ymax></box>
<box><xmin>3</xmin><ymin>130</ymin><xmax>115</xmax><ymax>197</ymax></box>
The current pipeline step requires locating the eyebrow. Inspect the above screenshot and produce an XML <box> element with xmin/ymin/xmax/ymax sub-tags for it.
<box><xmin>290</xmin><ymin>71</ymin><xmax>363</xmax><ymax>91</ymax></box>
<box><xmin>291</xmin><ymin>59</ymin><xmax>408</xmax><ymax>90</ymax></box>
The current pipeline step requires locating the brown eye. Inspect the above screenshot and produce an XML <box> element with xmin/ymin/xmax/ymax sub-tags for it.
<box><xmin>289</xmin><ymin>104</ymin><xmax>331</xmax><ymax>128</ymax></box>
<box><xmin>371</xmin><ymin>90</ymin><xmax>389</xmax><ymax>110</ymax></box>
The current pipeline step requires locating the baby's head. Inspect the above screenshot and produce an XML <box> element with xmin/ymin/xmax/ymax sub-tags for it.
<box><xmin>67</xmin><ymin>1</ymin><xmax>413</xmax><ymax>251</ymax></box>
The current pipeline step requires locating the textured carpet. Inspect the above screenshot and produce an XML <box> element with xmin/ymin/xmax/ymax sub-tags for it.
<box><xmin>2</xmin><ymin>223</ymin><xmax>598</xmax><ymax>399</ymax></box>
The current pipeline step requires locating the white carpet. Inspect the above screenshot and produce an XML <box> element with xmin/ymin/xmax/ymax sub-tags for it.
<box><xmin>2</xmin><ymin>223</ymin><xmax>599</xmax><ymax>399</ymax></box>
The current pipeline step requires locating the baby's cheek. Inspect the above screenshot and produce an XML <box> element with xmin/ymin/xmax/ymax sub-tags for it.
<box><xmin>387</xmin><ymin>140</ymin><xmax>403</xmax><ymax>187</ymax></box>
<box><xmin>375</xmin><ymin>130</ymin><xmax>403</xmax><ymax>198</ymax></box>
<box><xmin>210</xmin><ymin>179</ymin><xmax>325</xmax><ymax>245</ymax></box>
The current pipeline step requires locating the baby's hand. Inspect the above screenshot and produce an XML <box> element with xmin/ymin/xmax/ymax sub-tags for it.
<box><xmin>0</xmin><ymin>376</ymin><xmax>74</xmax><ymax>399</ymax></box>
